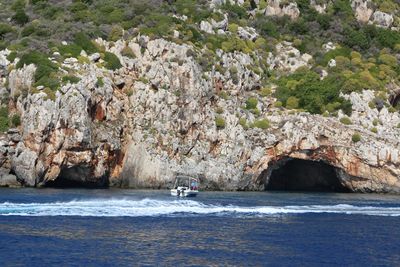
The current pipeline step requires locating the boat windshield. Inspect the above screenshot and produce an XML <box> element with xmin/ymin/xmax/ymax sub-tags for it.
<box><xmin>174</xmin><ymin>176</ymin><xmax>199</xmax><ymax>190</ymax></box>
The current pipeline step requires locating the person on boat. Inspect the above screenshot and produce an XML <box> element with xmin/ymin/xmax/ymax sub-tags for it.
<box><xmin>190</xmin><ymin>181</ymin><xmax>198</xmax><ymax>190</ymax></box>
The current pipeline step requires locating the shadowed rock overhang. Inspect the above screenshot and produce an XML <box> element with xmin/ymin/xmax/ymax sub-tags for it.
<box><xmin>44</xmin><ymin>166</ymin><xmax>108</xmax><ymax>188</ymax></box>
<box><xmin>260</xmin><ymin>158</ymin><xmax>352</xmax><ymax>192</ymax></box>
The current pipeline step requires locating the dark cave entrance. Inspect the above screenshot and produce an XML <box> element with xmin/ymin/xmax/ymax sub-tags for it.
<box><xmin>45</xmin><ymin>166</ymin><xmax>108</xmax><ymax>188</ymax></box>
<box><xmin>263</xmin><ymin>158</ymin><xmax>351</xmax><ymax>192</ymax></box>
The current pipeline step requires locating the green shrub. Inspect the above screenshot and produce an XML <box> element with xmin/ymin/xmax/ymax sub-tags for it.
<box><xmin>378</xmin><ymin>54</ymin><xmax>397</xmax><ymax>67</ymax></box>
<box><xmin>138</xmin><ymin>77</ymin><xmax>148</xmax><ymax>84</ymax></box>
<box><xmin>218</xmin><ymin>91</ymin><xmax>229</xmax><ymax>100</ymax></box>
<box><xmin>320</xmin><ymin>47</ymin><xmax>351</xmax><ymax>66</ymax></box>
<box><xmin>12</xmin><ymin>9</ymin><xmax>29</xmax><ymax>26</ymax></box>
<box><xmin>103</xmin><ymin>52</ymin><xmax>122</xmax><ymax>70</ymax></box>
<box><xmin>16</xmin><ymin>51</ymin><xmax>59</xmax><ymax>90</ymax></box>
<box><xmin>352</xmin><ymin>133</ymin><xmax>361</xmax><ymax>143</ymax></box>
<box><xmin>275</xmin><ymin>69</ymin><xmax>352</xmax><ymax>115</ymax></box>
<box><xmin>344</xmin><ymin>27</ymin><xmax>369</xmax><ymax>49</ymax></box>
<box><xmin>96</xmin><ymin>77</ymin><xmax>104</xmax><ymax>87</ymax></box>
<box><xmin>21</xmin><ymin>24</ymin><xmax>35</xmax><ymax>37</ymax></box>
<box><xmin>0</xmin><ymin>116</ymin><xmax>9</xmax><ymax>132</ymax></box>
<box><xmin>11</xmin><ymin>114</ymin><xmax>21</xmax><ymax>127</ymax></box>
<box><xmin>0</xmin><ymin>106</ymin><xmax>8</xmax><ymax>118</ymax></box>
<box><xmin>58</xmin><ymin>44</ymin><xmax>82</xmax><ymax>58</ymax></box>
<box><xmin>239</xmin><ymin>117</ymin><xmax>248</xmax><ymax>129</ymax></box>
<box><xmin>259</xmin><ymin>87</ymin><xmax>271</xmax><ymax>97</ymax></box>
<box><xmin>332</xmin><ymin>0</ymin><xmax>353</xmax><ymax>17</ymax></box>
<box><xmin>108</xmin><ymin>26</ymin><xmax>124</xmax><ymax>42</ymax></box>
<box><xmin>74</xmin><ymin>32</ymin><xmax>98</xmax><ymax>54</ymax></box>
<box><xmin>340</xmin><ymin>116</ymin><xmax>352</xmax><ymax>125</ymax></box>
<box><xmin>228</xmin><ymin>23</ymin><xmax>239</xmax><ymax>32</ymax></box>
<box><xmin>6</xmin><ymin>51</ymin><xmax>17</xmax><ymax>62</ymax></box>
<box><xmin>254</xmin><ymin>18</ymin><xmax>279</xmax><ymax>38</ymax></box>
<box><xmin>121</xmin><ymin>46</ymin><xmax>136</xmax><ymax>58</ymax></box>
<box><xmin>11</xmin><ymin>0</ymin><xmax>26</xmax><ymax>12</ymax></box>
<box><xmin>252</xmin><ymin>119</ymin><xmax>270</xmax><ymax>129</ymax></box>
<box><xmin>371</xmin><ymin>127</ymin><xmax>378</xmax><ymax>133</ymax></box>
<box><xmin>43</xmin><ymin>87</ymin><xmax>56</xmax><ymax>101</ymax></box>
<box><xmin>286</xmin><ymin>96</ymin><xmax>299</xmax><ymax>109</ymax></box>
<box><xmin>74</xmin><ymin>56</ymin><xmax>87</xmax><ymax>65</ymax></box>
<box><xmin>245</xmin><ymin>97</ymin><xmax>258</xmax><ymax>110</ymax></box>
<box><xmin>373</xmin><ymin>27</ymin><xmax>400</xmax><ymax>49</ymax></box>
<box><xmin>221</xmin><ymin>2</ymin><xmax>247</xmax><ymax>19</ymax></box>
<box><xmin>215</xmin><ymin>116</ymin><xmax>226</xmax><ymax>129</ymax></box>
<box><xmin>0</xmin><ymin>106</ymin><xmax>9</xmax><ymax>132</ymax></box>
<box><xmin>0</xmin><ymin>23</ymin><xmax>13</xmax><ymax>37</ymax></box>
<box><xmin>215</xmin><ymin>107</ymin><xmax>224</xmax><ymax>114</ymax></box>
<box><xmin>62</xmin><ymin>75</ymin><xmax>80</xmax><ymax>84</ymax></box>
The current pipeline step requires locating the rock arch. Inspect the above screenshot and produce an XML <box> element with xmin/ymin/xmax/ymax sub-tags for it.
<box><xmin>45</xmin><ymin>165</ymin><xmax>108</xmax><ymax>188</ymax></box>
<box><xmin>258</xmin><ymin>157</ymin><xmax>351</xmax><ymax>192</ymax></box>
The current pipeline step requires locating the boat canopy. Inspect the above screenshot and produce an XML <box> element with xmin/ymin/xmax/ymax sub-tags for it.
<box><xmin>173</xmin><ymin>176</ymin><xmax>199</xmax><ymax>190</ymax></box>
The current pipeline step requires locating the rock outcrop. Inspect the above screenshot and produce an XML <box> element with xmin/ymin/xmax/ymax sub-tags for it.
<box><xmin>264</xmin><ymin>0</ymin><xmax>300</xmax><ymax>20</ymax></box>
<box><xmin>267</xmin><ymin>42</ymin><xmax>312</xmax><ymax>72</ymax></box>
<box><xmin>0</xmin><ymin>36</ymin><xmax>399</xmax><ymax>193</ymax></box>
<box><xmin>351</xmin><ymin>0</ymin><xmax>373</xmax><ymax>23</ymax></box>
<box><xmin>371</xmin><ymin>11</ymin><xmax>393</xmax><ymax>28</ymax></box>
<box><xmin>351</xmin><ymin>0</ymin><xmax>396</xmax><ymax>28</ymax></box>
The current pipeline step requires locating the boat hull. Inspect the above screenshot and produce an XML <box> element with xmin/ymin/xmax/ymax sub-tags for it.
<box><xmin>170</xmin><ymin>189</ymin><xmax>198</xmax><ymax>197</ymax></box>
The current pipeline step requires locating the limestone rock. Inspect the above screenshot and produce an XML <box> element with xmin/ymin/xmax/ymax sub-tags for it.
<box><xmin>237</xmin><ymin>26</ymin><xmax>258</xmax><ymax>41</ymax></box>
<box><xmin>265</xmin><ymin>0</ymin><xmax>300</xmax><ymax>20</ymax></box>
<box><xmin>323</xmin><ymin>42</ymin><xmax>336</xmax><ymax>52</ymax></box>
<box><xmin>0</xmin><ymin>172</ymin><xmax>19</xmax><ymax>187</ymax></box>
<box><xmin>310</xmin><ymin>0</ymin><xmax>327</xmax><ymax>13</ymax></box>
<box><xmin>267</xmin><ymin>42</ymin><xmax>311</xmax><ymax>72</ymax></box>
<box><xmin>8</xmin><ymin>64</ymin><xmax>36</xmax><ymax>99</ymax></box>
<box><xmin>0</xmin><ymin>35</ymin><xmax>399</xmax><ymax>194</ymax></box>
<box><xmin>371</xmin><ymin>11</ymin><xmax>393</xmax><ymax>28</ymax></box>
<box><xmin>351</xmin><ymin>0</ymin><xmax>373</xmax><ymax>23</ymax></box>
<box><xmin>200</xmin><ymin>21</ymin><xmax>214</xmax><ymax>34</ymax></box>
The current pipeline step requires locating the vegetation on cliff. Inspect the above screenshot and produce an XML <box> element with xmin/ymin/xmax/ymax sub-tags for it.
<box><xmin>1</xmin><ymin>0</ymin><xmax>400</xmax><ymax>130</ymax></box>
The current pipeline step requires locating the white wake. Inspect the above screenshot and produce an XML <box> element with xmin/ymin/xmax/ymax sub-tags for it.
<box><xmin>0</xmin><ymin>199</ymin><xmax>399</xmax><ymax>217</ymax></box>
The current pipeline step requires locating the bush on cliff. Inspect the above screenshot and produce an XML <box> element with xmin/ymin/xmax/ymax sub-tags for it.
<box><xmin>11</xmin><ymin>114</ymin><xmax>21</xmax><ymax>127</ymax></box>
<box><xmin>251</xmin><ymin>119</ymin><xmax>269</xmax><ymax>129</ymax></box>
<box><xmin>74</xmin><ymin>32</ymin><xmax>98</xmax><ymax>54</ymax></box>
<box><xmin>16</xmin><ymin>51</ymin><xmax>60</xmax><ymax>90</ymax></box>
<box><xmin>0</xmin><ymin>107</ymin><xmax>9</xmax><ymax>132</ymax></box>
<box><xmin>0</xmin><ymin>23</ymin><xmax>13</xmax><ymax>38</ymax></box>
<box><xmin>275</xmin><ymin>69</ymin><xmax>352</xmax><ymax>115</ymax></box>
<box><xmin>103</xmin><ymin>52</ymin><xmax>122</xmax><ymax>70</ymax></box>
<box><xmin>352</xmin><ymin>133</ymin><xmax>361</xmax><ymax>143</ymax></box>
<box><xmin>12</xmin><ymin>9</ymin><xmax>29</xmax><ymax>26</ymax></box>
<box><xmin>215</xmin><ymin>116</ymin><xmax>226</xmax><ymax>129</ymax></box>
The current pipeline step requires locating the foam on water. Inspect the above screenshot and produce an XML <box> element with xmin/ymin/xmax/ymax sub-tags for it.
<box><xmin>0</xmin><ymin>198</ymin><xmax>399</xmax><ymax>217</ymax></box>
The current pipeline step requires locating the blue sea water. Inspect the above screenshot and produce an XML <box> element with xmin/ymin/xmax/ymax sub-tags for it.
<box><xmin>0</xmin><ymin>189</ymin><xmax>399</xmax><ymax>266</ymax></box>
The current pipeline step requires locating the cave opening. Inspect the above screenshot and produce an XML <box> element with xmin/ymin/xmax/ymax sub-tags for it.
<box><xmin>263</xmin><ymin>158</ymin><xmax>351</xmax><ymax>192</ymax></box>
<box><xmin>45</xmin><ymin>166</ymin><xmax>108</xmax><ymax>188</ymax></box>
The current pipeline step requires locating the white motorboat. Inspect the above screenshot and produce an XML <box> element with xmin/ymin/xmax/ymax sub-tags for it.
<box><xmin>170</xmin><ymin>176</ymin><xmax>199</xmax><ymax>197</ymax></box>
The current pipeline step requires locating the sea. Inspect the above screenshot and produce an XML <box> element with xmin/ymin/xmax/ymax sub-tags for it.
<box><xmin>0</xmin><ymin>188</ymin><xmax>399</xmax><ymax>266</ymax></box>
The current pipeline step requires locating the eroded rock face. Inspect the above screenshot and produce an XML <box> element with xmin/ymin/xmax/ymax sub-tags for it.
<box><xmin>264</xmin><ymin>0</ymin><xmax>300</xmax><ymax>20</ymax></box>
<box><xmin>0</xmin><ymin>37</ymin><xmax>399</xmax><ymax>193</ymax></box>
<box><xmin>351</xmin><ymin>0</ymin><xmax>373</xmax><ymax>23</ymax></box>
<box><xmin>5</xmin><ymin>63</ymin><xmax>127</xmax><ymax>187</ymax></box>
<box><xmin>310</xmin><ymin>0</ymin><xmax>327</xmax><ymax>14</ymax></box>
<box><xmin>351</xmin><ymin>0</ymin><xmax>395</xmax><ymax>28</ymax></box>
<box><xmin>267</xmin><ymin>42</ymin><xmax>312</xmax><ymax>72</ymax></box>
<box><xmin>371</xmin><ymin>11</ymin><xmax>393</xmax><ymax>28</ymax></box>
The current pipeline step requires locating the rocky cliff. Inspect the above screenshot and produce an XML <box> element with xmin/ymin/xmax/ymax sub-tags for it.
<box><xmin>0</xmin><ymin>34</ymin><xmax>399</xmax><ymax>193</ymax></box>
<box><xmin>0</xmin><ymin>0</ymin><xmax>400</xmax><ymax>193</ymax></box>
